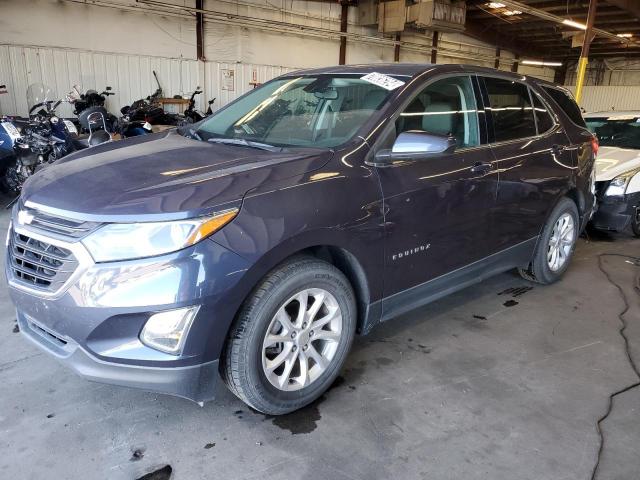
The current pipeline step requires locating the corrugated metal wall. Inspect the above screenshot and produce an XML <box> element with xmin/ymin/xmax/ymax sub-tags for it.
<box><xmin>203</xmin><ymin>61</ymin><xmax>297</xmax><ymax>111</ymax></box>
<box><xmin>567</xmin><ymin>86</ymin><xmax>640</xmax><ymax>113</ymax></box>
<box><xmin>0</xmin><ymin>44</ymin><xmax>298</xmax><ymax>118</ymax></box>
<box><xmin>0</xmin><ymin>44</ymin><xmax>200</xmax><ymax>118</ymax></box>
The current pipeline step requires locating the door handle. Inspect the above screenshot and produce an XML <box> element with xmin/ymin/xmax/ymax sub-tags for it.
<box><xmin>470</xmin><ymin>162</ymin><xmax>494</xmax><ymax>174</ymax></box>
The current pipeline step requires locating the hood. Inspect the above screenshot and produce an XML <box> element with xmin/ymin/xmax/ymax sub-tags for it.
<box><xmin>21</xmin><ymin>130</ymin><xmax>332</xmax><ymax>221</ymax></box>
<box><xmin>595</xmin><ymin>146</ymin><xmax>640</xmax><ymax>181</ymax></box>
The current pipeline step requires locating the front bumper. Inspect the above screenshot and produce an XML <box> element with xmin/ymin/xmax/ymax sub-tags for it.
<box><xmin>7</xmin><ymin>222</ymin><xmax>251</xmax><ymax>403</ymax></box>
<box><xmin>17</xmin><ymin>311</ymin><xmax>219</xmax><ymax>402</ymax></box>
<box><xmin>591</xmin><ymin>191</ymin><xmax>640</xmax><ymax>232</ymax></box>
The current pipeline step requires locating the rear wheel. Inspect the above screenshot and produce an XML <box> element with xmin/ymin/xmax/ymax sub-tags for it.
<box><xmin>518</xmin><ymin>197</ymin><xmax>579</xmax><ymax>284</ymax></box>
<box><xmin>222</xmin><ymin>257</ymin><xmax>356</xmax><ymax>415</ymax></box>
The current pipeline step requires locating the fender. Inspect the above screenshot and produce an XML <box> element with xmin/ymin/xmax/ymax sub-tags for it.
<box><xmin>209</xmin><ymin>151</ymin><xmax>386</xmax><ymax>340</ymax></box>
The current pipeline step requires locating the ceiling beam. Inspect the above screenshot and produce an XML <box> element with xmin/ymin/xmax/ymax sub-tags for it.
<box><xmin>486</xmin><ymin>0</ymin><xmax>640</xmax><ymax>47</ymax></box>
<box><xmin>463</xmin><ymin>20</ymin><xmax>547</xmax><ymax>58</ymax></box>
<box><xmin>603</xmin><ymin>0</ymin><xmax>640</xmax><ymax>18</ymax></box>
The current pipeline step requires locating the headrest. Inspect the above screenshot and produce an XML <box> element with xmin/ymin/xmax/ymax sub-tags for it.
<box><xmin>422</xmin><ymin>102</ymin><xmax>456</xmax><ymax>136</ymax></box>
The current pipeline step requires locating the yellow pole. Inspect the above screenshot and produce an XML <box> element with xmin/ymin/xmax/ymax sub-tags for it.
<box><xmin>574</xmin><ymin>0</ymin><xmax>597</xmax><ymax>106</ymax></box>
<box><xmin>574</xmin><ymin>57</ymin><xmax>588</xmax><ymax>104</ymax></box>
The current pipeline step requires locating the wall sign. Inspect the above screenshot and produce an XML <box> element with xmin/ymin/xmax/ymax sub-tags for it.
<box><xmin>222</xmin><ymin>69</ymin><xmax>235</xmax><ymax>91</ymax></box>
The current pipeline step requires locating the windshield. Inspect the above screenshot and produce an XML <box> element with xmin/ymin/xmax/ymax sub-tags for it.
<box><xmin>196</xmin><ymin>75</ymin><xmax>400</xmax><ymax>148</ymax></box>
<box><xmin>26</xmin><ymin>83</ymin><xmax>54</xmax><ymax>112</ymax></box>
<box><xmin>586</xmin><ymin>115</ymin><xmax>640</xmax><ymax>150</ymax></box>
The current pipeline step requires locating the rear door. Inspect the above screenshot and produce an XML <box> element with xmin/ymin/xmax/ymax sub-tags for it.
<box><xmin>480</xmin><ymin>76</ymin><xmax>575</xmax><ymax>251</ymax></box>
<box><xmin>374</xmin><ymin>74</ymin><xmax>498</xmax><ymax>300</ymax></box>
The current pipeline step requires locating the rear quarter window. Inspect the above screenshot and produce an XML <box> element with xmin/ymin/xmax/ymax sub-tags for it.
<box><xmin>542</xmin><ymin>87</ymin><xmax>586</xmax><ymax>128</ymax></box>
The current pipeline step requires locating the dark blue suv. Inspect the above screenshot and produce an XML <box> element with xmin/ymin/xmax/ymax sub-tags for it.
<box><xmin>7</xmin><ymin>64</ymin><xmax>595</xmax><ymax>414</ymax></box>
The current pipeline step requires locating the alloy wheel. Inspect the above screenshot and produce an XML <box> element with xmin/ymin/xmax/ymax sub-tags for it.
<box><xmin>547</xmin><ymin>213</ymin><xmax>575</xmax><ymax>271</ymax></box>
<box><xmin>262</xmin><ymin>288</ymin><xmax>342</xmax><ymax>391</ymax></box>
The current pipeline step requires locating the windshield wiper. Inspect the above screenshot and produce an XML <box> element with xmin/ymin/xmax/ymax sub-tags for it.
<box><xmin>207</xmin><ymin>137</ymin><xmax>281</xmax><ymax>152</ymax></box>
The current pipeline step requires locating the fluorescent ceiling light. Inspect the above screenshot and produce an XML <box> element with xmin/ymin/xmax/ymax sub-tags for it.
<box><xmin>503</xmin><ymin>9</ymin><xmax>522</xmax><ymax>16</ymax></box>
<box><xmin>617</xmin><ymin>33</ymin><xmax>633</xmax><ymax>38</ymax></box>
<box><xmin>487</xmin><ymin>2</ymin><xmax>506</xmax><ymax>8</ymax></box>
<box><xmin>563</xmin><ymin>19</ymin><xmax>587</xmax><ymax>30</ymax></box>
<box><xmin>522</xmin><ymin>60</ymin><xmax>563</xmax><ymax>67</ymax></box>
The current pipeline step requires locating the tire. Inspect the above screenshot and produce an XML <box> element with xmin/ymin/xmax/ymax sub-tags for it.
<box><xmin>222</xmin><ymin>256</ymin><xmax>356</xmax><ymax>415</ymax></box>
<box><xmin>631</xmin><ymin>208</ymin><xmax>640</xmax><ymax>238</ymax></box>
<box><xmin>518</xmin><ymin>197</ymin><xmax>579</xmax><ymax>285</ymax></box>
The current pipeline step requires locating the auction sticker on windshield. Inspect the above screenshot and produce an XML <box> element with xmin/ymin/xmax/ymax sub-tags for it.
<box><xmin>360</xmin><ymin>72</ymin><xmax>405</xmax><ymax>91</ymax></box>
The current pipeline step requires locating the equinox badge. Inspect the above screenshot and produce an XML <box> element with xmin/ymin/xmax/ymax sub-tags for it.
<box><xmin>392</xmin><ymin>244</ymin><xmax>431</xmax><ymax>261</ymax></box>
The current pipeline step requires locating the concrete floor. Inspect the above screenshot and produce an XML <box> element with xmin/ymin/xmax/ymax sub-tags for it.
<box><xmin>1</xmin><ymin>200</ymin><xmax>639</xmax><ymax>480</ymax></box>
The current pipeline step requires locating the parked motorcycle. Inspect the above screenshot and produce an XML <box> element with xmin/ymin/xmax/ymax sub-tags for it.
<box><xmin>68</xmin><ymin>85</ymin><xmax>118</xmax><ymax>134</ymax></box>
<box><xmin>119</xmin><ymin>71</ymin><xmax>182</xmax><ymax>135</ymax></box>
<box><xmin>183</xmin><ymin>86</ymin><xmax>216</xmax><ymax>123</ymax></box>
<box><xmin>0</xmin><ymin>83</ymin><xmax>110</xmax><ymax>193</ymax></box>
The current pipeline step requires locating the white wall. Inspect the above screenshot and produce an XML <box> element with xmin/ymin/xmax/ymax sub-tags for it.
<box><xmin>563</xmin><ymin>58</ymin><xmax>640</xmax><ymax>112</ymax></box>
<box><xmin>567</xmin><ymin>86</ymin><xmax>640</xmax><ymax>113</ymax></box>
<box><xmin>0</xmin><ymin>0</ymin><xmax>555</xmax><ymax>117</ymax></box>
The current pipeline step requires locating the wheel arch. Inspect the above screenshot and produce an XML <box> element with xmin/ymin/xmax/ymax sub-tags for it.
<box><xmin>564</xmin><ymin>187</ymin><xmax>585</xmax><ymax>216</ymax></box>
<box><xmin>221</xmin><ymin>237</ymin><xmax>378</xmax><ymax>359</ymax></box>
<box><xmin>301</xmin><ymin>245</ymin><xmax>372</xmax><ymax>334</ymax></box>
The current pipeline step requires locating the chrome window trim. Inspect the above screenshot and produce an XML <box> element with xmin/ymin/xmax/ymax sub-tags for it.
<box><xmin>479</xmin><ymin>74</ymin><xmax>560</xmax><ymax>147</ymax></box>
<box><xmin>7</xmin><ymin>224</ymin><xmax>95</xmax><ymax>299</ymax></box>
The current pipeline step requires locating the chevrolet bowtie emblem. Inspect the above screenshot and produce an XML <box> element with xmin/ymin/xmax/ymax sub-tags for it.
<box><xmin>17</xmin><ymin>210</ymin><xmax>34</xmax><ymax>225</ymax></box>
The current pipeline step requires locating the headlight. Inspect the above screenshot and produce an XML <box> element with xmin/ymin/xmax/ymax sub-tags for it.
<box><xmin>82</xmin><ymin>208</ymin><xmax>238</xmax><ymax>262</ymax></box>
<box><xmin>605</xmin><ymin>176</ymin><xmax>628</xmax><ymax>196</ymax></box>
<box><xmin>140</xmin><ymin>306</ymin><xmax>199</xmax><ymax>354</ymax></box>
<box><xmin>604</xmin><ymin>169</ymin><xmax>640</xmax><ymax>196</ymax></box>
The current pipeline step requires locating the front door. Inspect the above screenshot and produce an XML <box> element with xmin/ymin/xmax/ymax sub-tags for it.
<box><xmin>374</xmin><ymin>75</ymin><xmax>498</xmax><ymax>312</ymax></box>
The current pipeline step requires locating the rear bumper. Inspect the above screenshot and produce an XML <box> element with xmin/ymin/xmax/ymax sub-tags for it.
<box><xmin>591</xmin><ymin>192</ymin><xmax>639</xmax><ymax>231</ymax></box>
<box><xmin>17</xmin><ymin>310</ymin><xmax>220</xmax><ymax>403</ymax></box>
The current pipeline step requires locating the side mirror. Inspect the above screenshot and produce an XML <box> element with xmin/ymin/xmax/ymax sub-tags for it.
<box><xmin>371</xmin><ymin>131</ymin><xmax>456</xmax><ymax>167</ymax></box>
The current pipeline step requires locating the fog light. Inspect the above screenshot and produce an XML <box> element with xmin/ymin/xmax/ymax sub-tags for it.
<box><xmin>140</xmin><ymin>306</ymin><xmax>200</xmax><ymax>354</ymax></box>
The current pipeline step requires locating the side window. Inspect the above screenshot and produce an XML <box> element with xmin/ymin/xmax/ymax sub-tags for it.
<box><xmin>395</xmin><ymin>76</ymin><xmax>480</xmax><ymax>148</ymax></box>
<box><xmin>483</xmin><ymin>77</ymin><xmax>536</xmax><ymax>142</ymax></box>
<box><xmin>531</xmin><ymin>91</ymin><xmax>554</xmax><ymax>134</ymax></box>
<box><xmin>542</xmin><ymin>86</ymin><xmax>587</xmax><ymax>127</ymax></box>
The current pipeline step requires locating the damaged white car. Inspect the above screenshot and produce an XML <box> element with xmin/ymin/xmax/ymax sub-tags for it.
<box><xmin>585</xmin><ymin>111</ymin><xmax>640</xmax><ymax>237</ymax></box>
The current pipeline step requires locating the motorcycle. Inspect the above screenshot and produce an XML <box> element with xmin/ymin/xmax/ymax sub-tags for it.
<box><xmin>119</xmin><ymin>71</ymin><xmax>181</xmax><ymax>135</ymax></box>
<box><xmin>183</xmin><ymin>86</ymin><xmax>216</xmax><ymax>124</ymax></box>
<box><xmin>68</xmin><ymin>85</ymin><xmax>118</xmax><ymax>134</ymax></box>
<box><xmin>0</xmin><ymin>83</ymin><xmax>93</xmax><ymax>193</ymax></box>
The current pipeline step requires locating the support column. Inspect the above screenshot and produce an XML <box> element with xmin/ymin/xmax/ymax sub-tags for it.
<box><xmin>339</xmin><ymin>2</ymin><xmax>348</xmax><ymax>65</ymax></box>
<box><xmin>494</xmin><ymin>46</ymin><xmax>501</xmax><ymax>69</ymax></box>
<box><xmin>511</xmin><ymin>54</ymin><xmax>519</xmax><ymax>73</ymax></box>
<box><xmin>430</xmin><ymin>31</ymin><xmax>439</xmax><ymax>64</ymax></box>
<box><xmin>394</xmin><ymin>33</ymin><xmax>401</xmax><ymax>62</ymax></box>
<box><xmin>196</xmin><ymin>0</ymin><xmax>205</xmax><ymax>61</ymax></box>
<box><xmin>575</xmin><ymin>0</ymin><xmax>598</xmax><ymax>104</ymax></box>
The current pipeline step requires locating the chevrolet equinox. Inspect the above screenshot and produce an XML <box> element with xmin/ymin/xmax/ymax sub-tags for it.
<box><xmin>7</xmin><ymin>64</ymin><xmax>596</xmax><ymax>414</ymax></box>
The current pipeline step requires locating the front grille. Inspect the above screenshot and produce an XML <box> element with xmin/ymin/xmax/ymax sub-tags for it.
<box><xmin>19</xmin><ymin>206</ymin><xmax>100</xmax><ymax>239</ymax></box>
<box><xmin>8</xmin><ymin>230</ymin><xmax>79</xmax><ymax>292</ymax></box>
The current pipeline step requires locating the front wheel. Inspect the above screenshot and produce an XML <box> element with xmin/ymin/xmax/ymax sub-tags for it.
<box><xmin>631</xmin><ymin>207</ymin><xmax>640</xmax><ymax>238</ymax></box>
<box><xmin>519</xmin><ymin>197</ymin><xmax>579</xmax><ymax>284</ymax></box>
<box><xmin>222</xmin><ymin>257</ymin><xmax>356</xmax><ymax>415</ymax></box>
